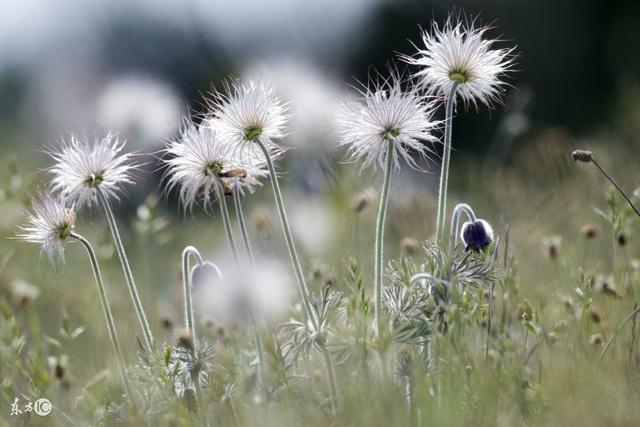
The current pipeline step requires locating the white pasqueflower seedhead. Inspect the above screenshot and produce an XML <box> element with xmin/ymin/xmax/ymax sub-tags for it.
<box><xmin>339</xmin><ymin>73</ymin><xmax>439</xmax><ymax>172</ymax></box>
<box><xmin>49</xmin><ymin>134</ymin><xmax>137</xmax><ymax>209</ymax></box>
<box><xmin>402</xmin><ymin>16</ymin><xmax>516</xmax><ymax>108</ymax></box>
<box><xmin>164</xmin><ymin>119</ymin><xmax>268</xmax><ymax>209</ymax></box>
<box><xmin>17</xmin><ymin>191</ymin><xmax>76</xmax><ymax>261</ymax></box>
<box><xmin>207</xmin><ymin>78</ymin><xmax>288</xmax><ymax>155</ymax></box>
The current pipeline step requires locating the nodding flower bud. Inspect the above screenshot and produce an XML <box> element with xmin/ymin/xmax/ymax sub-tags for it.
<box><xmin>460</xmin><ymin>219</ymin><xmax>494</xmax><ymax>252</ymax></box>
<box><xmin>572</xmin><ymin>149</ymin><xmax>593</xmax><ymax>163</ymax></box>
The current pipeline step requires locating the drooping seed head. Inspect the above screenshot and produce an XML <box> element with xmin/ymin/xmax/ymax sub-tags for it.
<box><xmin>49</xmin><ymin>133</ymin><xmax>137</xmax><ymax>209</ymax></box>
<box><xmin>460</xmin><ymin>219</ymin><xmax>494</xmax><ymax>252</ymax></box>
<box><xmin>16</xmin><ymin>191</ymin><xmax>77</xmax><ymax>261</ymax></box>
<box><xmin>401</xmin><ymin>15</ymin><xmax>516</xmax><ymax>109</ymax></box>
<box><xmin>339</xmin><ymin>70</ymin><xmax>439</xmax><ymax>172</ymax></box>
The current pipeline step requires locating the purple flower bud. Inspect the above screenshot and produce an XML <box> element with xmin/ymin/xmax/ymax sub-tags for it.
<box><xmin>460</xmin><ymin>219</ymin><xmax>494</xmax><ymax>252</ymax></box>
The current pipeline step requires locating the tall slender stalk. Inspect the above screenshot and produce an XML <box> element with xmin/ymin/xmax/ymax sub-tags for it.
<box><xmin>435</xmin><ymin>81</ymin><xmax>460</xmax><ymax>246</ymax></box>
<box><xmin>216</xmin><ymin>183</ymin><xmax>266</xmax><ymax>400</ymax></box>
<box><xmin>96</xmin><ymin>187</ymin><xmax>154</xmax><ymax>353</ymax></box>
<box><xmin>254</xmin><ymin>137</ymin><xmax>339</xmax><ymax>412</ymax></box>
<box><xmin>599</xmin><ymin>303</ymin><xmax>640</xmax><ymax>364</ymax></box>
<box><xmin>375</xmin><ymin>141</ymin><xmax>395</xmax><ymax>336</ymax></box>
<box><xmin>233</xmin><ymin>187</ymin><xmax>255</xmax><ymax>267</ymax></box>
<box><xmin>215</xmin><ymin>181</ymin><xmax>240</xmax><ymax>266</ymax></box>
<box><xmin>71</xmin><ymin>232</ymin><xmax>133</xmax><ymax>399</ymax></box>
<box><xmin>182</xmin><ymin>246</ymin><xmax>203</xmax><ymax>351</ymax></box>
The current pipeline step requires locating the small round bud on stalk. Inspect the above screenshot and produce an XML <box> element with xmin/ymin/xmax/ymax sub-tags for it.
<box><xmin>351</xmin><ymin>192</ymin><xmax>371</xmax><ymax>214</ymax></box>
<box><xmin>460</xmin><ymin>219</ymin><xmax>494</xmax><ymax>252</ymax></box>
<box><xmin>543</xmin><ymin>236</ymin><xmax>562</xmax><ymax>260</ymax></box>
<box><xmin>617</xmin><ymin>233</ymin><xmax>628</xmax><ymax>246</ymax></box>
<box><xmin>581</xmin><ymin>224</ymin><xmax>599</xmax><ymax>239</ymax></box>
<box><xmin>590</xmin><ymin>334</ymin><xmax>603</xmax><ymax>346</ymax></box>
<box><xmin>176</xmin><ymin>329</ymin><xmax>194</xmax><ymax>352</ymax></box>
<box><xmin>546</xmin><ymin>332</ymin><xmax>558</xmax><ymax>344</ymax></box>
<box><xmin>571</xmin><ymin>149</ymin><xmax>593</xmax><ymax>163</ymax></box>
<box><xmin>588</xmin><ymin>306</ymin><xmax>602</xmax><ymax>324</ymax></box>
<box><xmin>159</xmin><ymin>315</ymin><xmax>173</xmax><ymax>331</ymax></box>
<box><xmin>401</xmin><ymin>237</ymin><xmax>420</xmax><ymax>255</ymax></box>
<box><xmin>554</xmin><ymin>319</ymin><xmax>568</xmax><ymax>333</ymax></box>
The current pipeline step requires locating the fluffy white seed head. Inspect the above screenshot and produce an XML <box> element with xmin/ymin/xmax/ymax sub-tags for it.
<box><xmin>207</xmin><ymin>78</ymin><xmax>288</xmax><ymax>157</ymax></box>
<box><xmin>403</xmin><ymin>16</ymin><xmax>516</xmax><ymax>109</ymax></box>
<box><xmin>339</xmin><ymin>73</ymin><xmax>439</xmax><ymax>172</ymax></box>
<box><xmin>17</xmin><ymin>191</ymin><xmax>76</xmax><ymax>261</ymax></box>
<box><xmin>49</xmin><ymin>133</ymin><xmax>137</xmax><ymax>209</ymax></box>
<box><xmin>164</xmin><ymin>119</ymin><xmax>268</xmax><ymax>209</ymax></box>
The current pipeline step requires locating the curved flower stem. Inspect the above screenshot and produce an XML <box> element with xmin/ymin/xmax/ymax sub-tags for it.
<box><xmin>449</xmin><ymin>203</ymin><xmax>476</xmax><ymax>251</ymax></box>
<box><xmin>375</xmin><ymin>141</ymin><xmax>395</xmax><ymax>337</ymax></box>
<box><xmin>216</xmin><ymin>182</ymin><xmax>266</xmax><ymax>401</ymax></box>
<box><xmin>254</xmin><ymin>137</ymin><xmax>339</xmax><ymax>413</ymax></box>
<box><xmin>182</xmin><ymin>246</ymin><xmax>203</xmax><ymax>351</ymax></box>
<box><xmin>215</xmin><ymin>180</ymin><xmax>240</xmax><ymax>266</ymax></box>
<box><xmin>254</xmin><ymin>137</ymin><xmax>316</xmax><ymax>328</ymax></box>
<box><xmin>599</xmin><ymin>303</ymin><xmax>640</xmax><ymax>364</ymax></box>
<box><xmin>435</xmin><ymin>81</ymin><xmax>460</xmax><ymax>246</ymax></box>
<box><xmin>233</xmin><ymin>186</ymin><xmax>255</xmax><ymax>267</ymax></box>
<box><xmin>96</xmin><ymin>188</ymin><xmax>154</xmax><ymax>353</ymax></box>
<box><xmin>70</xmin><ymin>232</ymin><xmax>133</xmax><ymax>400</ymax></box>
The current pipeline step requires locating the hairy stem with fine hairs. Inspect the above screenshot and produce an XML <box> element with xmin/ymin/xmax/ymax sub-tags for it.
<box><xmin>96</xmin><ymin>187</ymin><xmax>154</xmax><ymax>353</ymax></box>
<box><xmin>254</xmin><ymin>136</ymin><xmax>339</xmax><ymax>413</ymax></box>
<box><xmin>375</xmin><ymin>141</ymin><xmax>395</xmax><ymax>337</ymax></box>
<box><xmin>71</xmin><ymin>232</ymin><xmax>133</xmax><ymax>399</ymax></box>
<box><xmin>233</xmin><ymin>186</ymin><xmax>255</xmax><ymax>267</ymax></box>
<box><xmin>435</xmin><ymin>81</ymin><xmax>460</xmax><ymax>246</ymax></box>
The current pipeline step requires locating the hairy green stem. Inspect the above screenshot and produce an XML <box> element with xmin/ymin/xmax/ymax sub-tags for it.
<box><xmin>254</xmin><ymin>137</ymin><xmax>316</xmax><ymax>327</ymax></box>
<box><xmin>71</xmin><ymin>232</ymin><xmax>133</xmax><ymax>399</ymax></box>
<box><xmin>435</xmin><ymin>81</ymin><xmax>460</xmax><ymax>246</ymax></box>
<box><xmin>449</xmin><ymin>203</ymin><xmax>476</xmax><ymax>251</ymax></box>
<box><xmin>182</xmin><ymin>246</ymin><xmax>203</xmax><ymax>351</ymax></box>
<box><xmin>215</xmin><ymin>181</ymin><xmax>240</xmax><ymax>266</ymax></box>
<box><xmin>217</xmin><ymin>182</ymin><xmax>266</xmax><ymax>400</ymax></box>
<box><xmin>375</xmin><ymin>141</ymin><xmax>395</xmax><ymax>337</ymax></box>
<box><xmin>599</xmin><ymin>303</ymin><xmax>640</xmax><ymax>364</ymax></box>
<box><xmin>96</xmin><ymin>187</ymin><xmax>154</xmax><ymax>352</ymax></box>
<box><xmin>254</xmin><ymin>137</ymin><xmax>339</xmax><ymax>412</ymax></box>
<box><xmin>233</xmin><ymin>187</ymin><xmax>255</xmax><ymax>268</ymax></box>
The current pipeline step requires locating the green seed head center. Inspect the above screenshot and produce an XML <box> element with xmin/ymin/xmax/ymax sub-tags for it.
<box><xmin>58</xmin><ymin>222</ymin><xmax>73</xmax><ymax>240</ymax></box>
<box><xmin>382</xmin><ymin>128</ymin><xmax>401</xmax><ymax>141</ymax></box>
<box><xmin>449</xmin><ymin>70</ymin><xmax>470</xmax><ymax>84</ymax></box>
<box><xmin>245</xmin><ymin>126</ymin><xmax>263</xmax><ymax>142</ymax></box>
<box><xmin>204</xmin><ymin>161</ymin><xmax>224</xmax><ymax>177</ymax></box>
<box><xmin>87</xmin><ymin>173</ymin><xmax>104</xmax><ymax>188</ymax></box>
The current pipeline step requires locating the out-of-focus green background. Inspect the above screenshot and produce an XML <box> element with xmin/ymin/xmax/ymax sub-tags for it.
<box><xmin>2</xmin><ymin>1</ymin><xmax>640</xmax><ymax>425</ymax></box>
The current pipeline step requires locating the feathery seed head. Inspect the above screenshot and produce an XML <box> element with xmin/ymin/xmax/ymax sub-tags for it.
<box><xmin>207</xmin><ymin>78</ymin><xmax>288</xmax><ymax>155</ymax></box>
<box><xmin>339</xmin><ymin>72</ymin><xmax>439</xmax><ymax>172</ymax></box>
<box><xmin>164</xmin><ymin>119</ymin><xmax>268</xmax><ymax>209</ymax></box>
<box><xmin>17</xmin><ymin>191</ymin><xmax>77</xmax><ymax>261</ymax></box>
<box><xmin>402</xmin><ymin>15</ymin><xmax>516</xmax><ymax>109</ymax></box>
<box><xmin>49</xmin><ymin>133</ymin><xmax>136</xmax><ymax>209</ymax></box>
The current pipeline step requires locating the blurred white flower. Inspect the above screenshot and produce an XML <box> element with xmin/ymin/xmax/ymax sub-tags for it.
<box><xmin>96</xmin><ymin>76</ymin><xmax>182</xmax><ymax>148</ymax></box>
<box><xmin>402</xmin><ymin>16</ymin><xmax>516</xmax><ymax>109</ymax></box>
<box><xmin>339</xmin><ymin>72</ymin><xmax>439</xmax><ymax>172</ymax></box>
<box><xmin>164</xmin><ymin>119</ymin><xmax>267</xmax><ymax>209</ymax></box>
<box><xmin>290</xmin><ymin>197</ymin><xmax>337</xmax><ymax>255</ymax></box>
<box><xmin>207</xmin><ymin>78</ymin><xmax>288</xmax><ymax>157</ymax></box>
<box><xmin>16</xmin><ymin>191</ymin><xmax>76</xmax><ymax>261</ymax></box>
<box><xmin>243</xmin><ymin>59</ymin><xmax>342</xmax><ymax>148</ymax></box>
<box><xmin>194</xmin><ymin>256</ymin><xmax>293</xmax><ymax>325</ymax></box>
<box><xmin>49</xmin><ymin>133</ymin><xmax>137</xmax><ymax>209</ymax></box>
